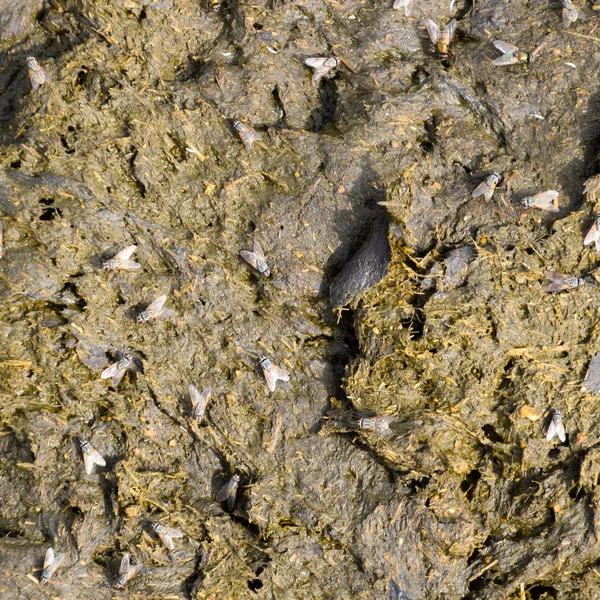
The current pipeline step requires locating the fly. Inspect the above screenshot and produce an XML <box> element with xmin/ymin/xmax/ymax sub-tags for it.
<box><xmin>103</xmin><ymin>245</ymin><xmax>141</xmax><ymax>271</ymax></box>
<box><xmin>137</xmin><ymin>293</ymin><xmax>173</xmax><ymax>323</ymax></box>
<box><xmin>190</xmin><ymin>384</ymin><xmax>211</xmax><ymax>424</ymax></box>
<box><xmin>357</xmin><ymin>415</ymin><xmax>395</xmax><ymax>435</ymax></box>
<box><xmin>562</xmin><ymin>0</ymin><xmax>585</xmax><ymax>29</ymax></box>
<box><xmin>240</xmin><ymin>241</ymin><xmax>270</xmax><ymax>276</ymax></box>
<box><xmin>26</xmin><ymin>56</ymin><xmax>52</xmax><ymax>90</ymax></box>
<box><xmin>40</xmin><ymin>547</ymin><xmax>65</xmax><ymax>584</ymax></box>
<box><xmin>304</xmin><ymin>56</ymin><xmax>340</xmax><ymax>84</ymax></box>
<box><xmin>521</xmin><ymin>190</ymin><xmax>559</xmax><ymax>213</ymax></box>
<box><xmin>545</xmin><ymin>272</ymin><xmax>585</xmax><ymax>293</ymax></box>
<box><xmin>216</xmin><ymin>473</ymin><xmax>241</xmax><ymax>511</ymax></box>
<box><xmin>425</xmin><ymin>18</ymin><xmax>456</xmax><ymax>61</ymax></box>
<box><xmin>472</xmin><ymin>171</ymin><xmax>502</xmax><ymax>202</ymax></box>
<box><xmin>114</xmin><ymin>552</ymin><xmax>143</xmax><ymax>589</ymax></box>
<box><xmin>546</xmin><ymin>410</ymin><xmax>566</xmax><ymax>443</ymax></box>
<box><xmin>583</xmin><ymin>216</ymin><xmax>600</xmax><ymax>251</ymax></box>
<box><xmin>79</xmin><ymin>438</ymin><xmax>107</xmax><ymax>474</ymax></box>
<box><xmin>233</xmin><ymin>119</ymin><xmax>263</xmax><ymax>150</ymax></box>
<box><xmin>492</xmin><ymin>40</ymin><xmax>532</xmax><ymax>66</ymax></box>
<box><xmin>101</xmin><ymin>351</ymin><xmax>141</xmax><ymax>387</ymax></box>
<box><xmin>392</xmin><ymin>0</ymin><xmax>414</xmax><ymax>16</ymax></box>
<box><xmin>151</xmin><ymin>522</ymin><xmax>184</xmax><ymax>552</ymax></box>
<box><xmin>259</xmin><ymin>355</ymin><xmax>290</xmax><ymax>393</ymax></box>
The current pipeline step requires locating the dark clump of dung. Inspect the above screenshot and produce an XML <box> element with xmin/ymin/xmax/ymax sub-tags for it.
<box><xmin>330</xmin><ymin>218</ymin><xmax>391</xmax><ymax>308</ymax></box>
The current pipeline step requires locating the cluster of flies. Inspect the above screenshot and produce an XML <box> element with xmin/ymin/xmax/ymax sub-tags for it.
<box><xmin>39</xmin><ymin>547</ymin><xmax>143</xmax><ymax>589</ymax></box>
<box><xmin>35</xmin><ymin>239</ymin><xmax>292</xmax><ymax>586</ymax></box>
<box><xmin>39</xmin><ymin>472</ymin><xmax>242</xmax><ymax>586</ymax></box>
<box><xmin>393</xmin><ymin>0</ymin><xmax>583</xmax><ymax>31</ymax></box>
<box><xmin>19</xmin><ymin>0</ymin><xmax>590</xmax><ymax>588</ymax></box>
<box><xmin>470</xmin><ymin>171</ymin><xmax>600</xmax><ymax>294</ymax></box>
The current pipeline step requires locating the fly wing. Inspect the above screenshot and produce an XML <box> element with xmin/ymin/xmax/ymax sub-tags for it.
<box><xmin>162</xmin><ymin>525</ymin><xmax>183</xmax><ymax>538</ymax></box>
<box><xmin>83</xmin><ymin>451</ymin><xmax>95</xmax><ymax>474</ymax></box>
<box><xmin>546</xmin><ymin>419</ymin><xmax>558</xmax><ymax>441</ymax></box>
<box><xmin>483</xmin><ymin>186</ymin><xmax>496</xmax><ymax>202</ymax></box>
<box><xmin>127</xmin><ymin>564</ymin><xmax>144</xmax><ymax>581</ymax></box>
<box><xmin>240</xmin><ymin>249</ymin><xmax>260</xmax><ymax>270</ymax></box>
<box><xmin>425</xmin><ymin>19</ymin><xmax>440</xmax><ymax>44</ymax></box>
<box><xmin>146</xmin><ymin>294</ymin><xmax>167</xmax><ymax>315</ymax></box>
<box><xmin>441</xmin><ymin>19</ymin><xmax>457</xmax><ymax>44</ymax></box>
<box><xmin>555</xmin><ymin>420</ymin><xmax>566</xmax><ymax>443</ymax></box>
<box><xmin>271</xmin><ymin>364</ymin><xmax>290</xmax><ymax>383</ymax></box>
<box><xmin>101</xmin><ymin>361</ymin><xmax>121</xmax><ymax>380</ymax></box>
<box><xmin>492</xmin><ymin>54</ymin><xmax>519</xmax><ymax>66</ymax></box>
<box><xmin>471</xmin><ymin>181</ymin><xmax>488</xmax><ymax>199</ymax></box>
<box><xmin>262</xmin><ymin>367</ymin><xmax>278</xmax><ymax>392</ymax></box>
<box><xmin>305</xmin><ymin>57</ymin><xmax>328</xmax><ymax>69</ymax></box>
<box><xmin>534</xmin><ymin>190</ymin><xmax>559</xmax><ymax>202</ymax></box>
<box><xmin>533</xmin><ymin>191</ymin><xmax>559</xmax><ymax>212</ymax></box>
<box><xmin>88</xmin><ymin>446</ymin><xmax>106</xmax><ymax>470</ymax></box>
<box><xmin>227</xmin><ymin>488</ymin><xmax>237</xmax><ymax>511</ymax></box>
<box><xmin>41</xmin><ymin>67</ymin><xmax>52</xmax><ymax>84</ymax></box>
<box><xmin>119</xmin><ymin>553</ymin><xmax>130</xmax><ymax>576</ymax></box>
<box><xmin>190</xmin><ymin>384</ymin><xmax>211</xmax><ymax>420</ymax></box>
<box><xmin>111</xmin><ymin>367</ymin><xmax>127</xmax><ymax>388</ymax></box>
<box><xmin>253</xmin><ymin>241</ymin><xmax>266</xmax><ymax>262</ymax></box>
<box><xmin>562</xmin><ymin>8</ymin><xmax>573</xmax><ymax>28</ymax></box>
<box><xmin>583</xmin><ymin>223</ymin><xmax>599</xmax><ymax>246</ymax></box>
<box><xmin>545</xmin><ymin>272</ymin><xmax>567</xmax><ymax>293</ymax></box>
<box><xmin>157</xmin><ymin>532</ymin><xmax>175</xmax><ymax>551</ymax></box>
<box><xmin>28</xmin><ymin>69</ymin><xmax>40</xmax><ymax>91</ymax></box>
<box><xmin>493</xmin><ymin>40</ymin><xmax>519</xmax><ymax>54</ymax></box>
<box><xmin>118</xmin><ymin>259</ymin><xmax>142</xmax><ymax>271</ymax></box>
<box><xmin>44</xmin><ymin>548</ymin><xmax>55</xmax><ymax>570</ymax></box>
<box><xmin>216</xmin><ymin>479</ymin><xmax>235</xmax><ymax>503</ymax></box>
<box><xmin>114</xmin><ymin>245</ymin><xmax>137</xmax><ymax>261</ymax></box>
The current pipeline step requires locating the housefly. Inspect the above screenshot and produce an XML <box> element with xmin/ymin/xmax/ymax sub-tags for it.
<box><xmin>240</xmin><ymin>241</ymin><xmax>270</xmax><ymax>276</ymax></box>
<box><xmin>393</xmin><ymin>0</ymin><xmax>414</xmax><ymax>16</ymax></box>
<box><xmin>101</xmin><ymin>352</ymin><xmax>141</xmax><ymax>387</ymax></box>
<box><xmin>304</xmin><ymin>56</ymin><xmax>340</xmax><ymax>84</ymax></box>
<box><xmin>151</xmin><ymin>522</ymin><xmax>183</xmax><ymax>552</ymax></box>
<box><xmin>40</xmin><ymin>547</ymin><xmax>65</xmax><ymax>584</ymax></box>
<box><xmin>190</xmin><ymin>384</ymin><xmax>211</xmax><ymax>423</ymax></box>
<box><xmin>103</xmin><ymin>245</ymin><xmax>141</xmax><ymax>271</ymax></box>
<box><xmin>583</xmin><ymin>216</ymin><xmax>600</xmax><ymax>251</ymax></box>
<box><xmin>521</xmin><ymin>190</ymin><xmax>559</xmax><ymax>212</ymax></box>
<box><xmin>26</xmin><ymin>56</ymin><xmax>52</xmax><ymax>90</ymax></box>
<box><xmin>471</xmin><ymin>172</ymin><xmax>502</xmax><ymax>202</ymax></box>
<box><xmin>425</xmin><ymin>18</ymin><xmax>456</xmax><ymax>61</ymax></box>
<box><xmin>114</xmin><ymin>553</ymin><xmax>143</xmax><ymax>589</ymax></box>
<box><xmin>233</xmin><ymin>120</ymin><xmax>263</xmax><ymax>150</ymax></box>
<box><xmin>546</xmin><ymin>410</ymin><xmax>566</xmax><ymax>443</ymax></box>
<box><xmin>545</xmin><ymin>272</ymin><xmax>585</xmax><ymax>293</ymax></box>
<box><xmin>137</xmin><ymin>293</ymin><xmax>173</xmax><ymax>323</ymax></box>
<box><xmin>357</xmin><ymin>415</ymin><xmax>394</xmax><ymax>435</ymax></box>
<box><xmin>79</xmin><ymin>438</ymin><xmax>106</xmax><ymax>474</ymax></box>
<box><xmin>259</xmin><ymin>355</ymin><xmax>290</xmax><ymax>393</ymax></box>
<box><xmin>562</xmin><ymin>0</ymin><xmax>585</xmax><ymax>28</ymax></box>
<box><xmin>216</xmin><ymin>474</ymin><xmax>241</xmax><ymax>511</ymax></box>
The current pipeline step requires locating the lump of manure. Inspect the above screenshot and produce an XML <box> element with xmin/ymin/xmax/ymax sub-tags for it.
<box><xmin>330</xmin><ymin>218</ymin><xmax>391</xmax><ymax>308</ymax></box>
<box><xmin>582</xmin><ymin>352</ymin><xmax>600</xmax><ymax>394</ymax></box>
